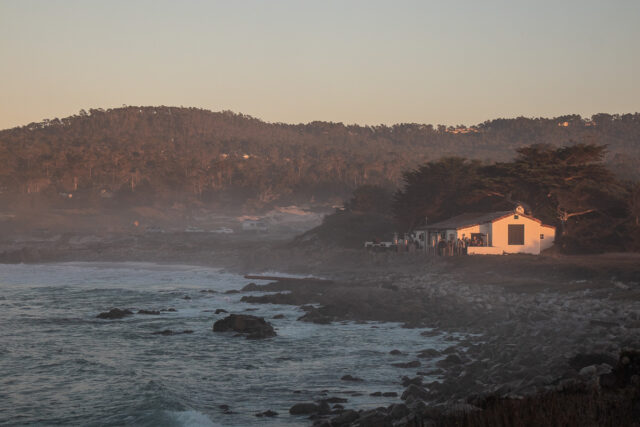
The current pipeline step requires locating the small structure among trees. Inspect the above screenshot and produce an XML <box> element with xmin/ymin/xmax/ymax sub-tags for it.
<box><xmin>414</xmin><ymin>205</ymin><xmax>555</xmax><ymax>255</ymax></box>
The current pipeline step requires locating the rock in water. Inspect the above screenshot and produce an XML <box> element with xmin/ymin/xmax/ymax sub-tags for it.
<box><xmin>288</xmin><ymin>402</ymin><xmax>319</xmax><ymax>415</ymax></box>
<box><xmin>212</xmin><ymin>314</ymin><xmax>276</xmax><ymax>339</ymax></box>
<box><xmin>341</xmin><ymin>374</ymin><xmax>363</xmax><ymax>382</ymax></box>
<box><xmin>96</xmin><ymin>308</ymin><xmax>133</xmax><ymax>319</ymax></box>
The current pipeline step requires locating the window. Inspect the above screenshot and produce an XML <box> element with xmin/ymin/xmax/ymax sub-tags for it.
<box><xmin>540</xmin><ymin>234</ymin><xmax>544</xmax><ymax>240</ymax></box>
<box><xmin>508</xmin><ymin>224</ymin><xmax>525</xmax><ymax>245</ymax></box>
<box><xmin>514</xmin><ymin>215</ymin><xmax>519</xmax><ymax>219</ymax></box>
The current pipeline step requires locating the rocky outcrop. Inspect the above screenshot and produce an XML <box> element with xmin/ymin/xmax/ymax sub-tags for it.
<box><xmin>96</xmin><ymin>308</ymin><xmax>133</xmax><ymax>319</ymax></box>
<box><xmin>212</xmin><ymin>314</ymin><xmax>276</xmax><ymax>339</ymax></box>
<box><xmin>340</xmin><ymin>374</ymin><xmax>363</xmax><ymax>382</ymax></box>
<box><xmin>255</xmin><ymin>409</ymin><xmax>278</xmax><ymax>417</ymax></box>
<box><xmin>138</xmin><ymin>309</ymin><xmax>160</xmax><ymax>315</ymax></box>
<box><xmin>289</xmin><ymin>402</ymin><xmax>319</xmax><ymax>415</ymax></box>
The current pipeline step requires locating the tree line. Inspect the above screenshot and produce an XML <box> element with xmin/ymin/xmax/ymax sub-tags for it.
<box><xmin>1</xmin><ymin>106</ymin><xmax>639</xmax><ymax>212</ymax></box>
<box><xmin>343</xmin><ymin>143</ymin><xmax>639</xmax><ymax>253</ymax></box>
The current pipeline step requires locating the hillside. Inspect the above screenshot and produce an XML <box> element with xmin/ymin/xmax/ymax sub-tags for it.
<box><xmin>1</xmin><ymin>107</ymin><xmax>639</xmax><ymax>216</ymax></box>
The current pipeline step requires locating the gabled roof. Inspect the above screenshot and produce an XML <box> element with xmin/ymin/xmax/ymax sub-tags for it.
<box><xmin>416</xmin><ymin>210</ymin><xmax>543</xmax><ymax>231</ymax></box>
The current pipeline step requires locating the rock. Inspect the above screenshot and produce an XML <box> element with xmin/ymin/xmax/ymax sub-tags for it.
<box><xmin>255</xmin><ymin>410</ymin><xmax>278</xmax><ymax>417</ymax></box>
<box><xmin>215</xmin><ymin>309</ymin><xmax>228</xmax><ymax>314</ymax></box>
<box><xmin>183</xmin><ymin>295</ymin><xmax>191</xmax><ymax>300</ymax></box>
<box><xmin>401</xmin><ymin>376</ymin><xmax>423</xmax><ymax>387</ymax></box>
<box><xmin>388</xmin><ymin>403</ymin><xmax>410</xmax><ymax>420</ymax></box>
<box><xmin>330</xmin><ymin>409</ymin><xmax>359</xmax><ymax>425</ymax></box>
<box><xmin>182</xmin><ymin>330</ymin><xmax>194</xmax><ymax>334</ymax></box>
<box><xmin>213</xmin><ymin>314</ymin><xmax>276</xmax><ymax>339</ymax></box>
<box><xmin>341</xmin><ymin>374</ymin><xmax>363</xmax><ymax>382</ymax></box>
<box><xmin>224</xmin><ymin>290</ymin><xmax>240</xmax><ymax>294</ymax></box>
<box><xmin>382</xmin><ymin>392</ymin><xmax>398</xmax><ymax>397</ymax></box>
<box><xmin>417</xmin><ymin>348</ymin><xmax>440</xmax><ymax>358</ymax></box>
<box><xmin>137</xmin><ymin>309</ymin><xmax>160</xmax><ymax>315</ymax></box>
<box><xmin>579</xmin><ymin>365</ymin><xmax>598</xmax><ymax>377</ymax></box>
<box><xmin>273</xmin><ymin>314</ymin><xmax>285</xmax><ymax>319</ymax></box>
<box><xmin>392</xmin><ymin>360</ymin><xmax>421</xmax><ymax>368</ymax></box>
<box><xmin>357</xmin><ymin>410</ymin><xmax>387</xmax><ymax>427</ymax></box>
<box><xmin>390</xmin><ymin>349</ymin><xmax>404</xmax><ymax>355</ymax></box>
<box><xmin>369</xmin><ymin>391</ymin><xmax>382</xmax><ymax>396</ymax></box>
<box><xmin>219</xmin><ymin>404</ymin><xmax>234</xmax><ymax>414</ymax></box>
<box><xmin>323</xmin><ymin>397</ymin><xmax>348</xmax><ymax>403</ymax></box>
<box><xmin>96</xmin><ymin>308</ymin><xmax>133</xmax><ymax>319</ymax></box>
<box><xmin>317</xmin><ymin>400</ymin><xmax>331</xmax><ymax>415</ymax></box>
<box><xmin>568</xmin><ymin>353</ymin><xmax>617</xmax><ymax>371</ymax></box>
<box><xmin>436</xmin><ymin>354</ymin><xmax>463</xmax><ymax>367</ymax></box>
<box><xmin>289</xmin><ymin>402</ymin><xmax>319</xmax><ymax>415</ymax></box>
<box><xmin>401</xmin><ymin>384</ymin><xmax>430</xmax><ymax>401</ymax></box>
<box><xmin>298</xmin><ymin>308</ymin><xmax>332</xmax><ymax>324</ymax></box>
<box><xmin>241</xmin><ymin>282</ymin><xmax>261</xmax><ymax>291</ymax></box>
<box><xmin>420</xmin><ymin>329</ymin><xmax>439</xmax><ymax>337</ymax></box>
<box><xmin>162</xmin><ymin>308</ymin><xmax>177</xmax><ymax>312</ymax></box>
<box><xmin>599</xmin><ymin>372</ymin><xmax>618</xmax><ymax>388</ymax></box>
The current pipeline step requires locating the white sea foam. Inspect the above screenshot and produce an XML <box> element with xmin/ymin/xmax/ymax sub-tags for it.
<box><xmin>166</xmin><ymin>410</ymin><xmax>222</xmax><ymax>427</ymax></box>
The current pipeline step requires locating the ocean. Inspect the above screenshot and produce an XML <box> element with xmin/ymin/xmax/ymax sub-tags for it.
<box><xmin>0</xmin><ymin>262</ymin><xmax>453</xmax><ymax>426</ymax></box>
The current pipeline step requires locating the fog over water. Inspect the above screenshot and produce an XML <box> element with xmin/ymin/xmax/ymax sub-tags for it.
<box><xmin>0</xmin><ymin>262</ymin><xmax>460</xmax><ymax>426</ymax></box>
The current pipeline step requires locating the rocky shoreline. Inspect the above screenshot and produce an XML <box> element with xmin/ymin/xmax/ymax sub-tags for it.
<box><xmin>224</xmin><ymin>274</ymin><xmax>640</xmax><ymax>425</ymax></box>
<box><xmin>2</xmin><ymin>233</ymin><xmax>640</xmax><ymax>425</ymax></box>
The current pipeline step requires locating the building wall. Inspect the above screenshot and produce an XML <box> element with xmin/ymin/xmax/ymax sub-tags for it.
<box><xmin>540</xmin><ymin>225</ymin><xmax>556</xmax><ymax>252</ymax></box>
<box><xmin>456</xmin><ymin>225</ymin><xmax>480</xmax><ymax>240</ymax></box>
<box><xmin>490</xmin><ymin>215</ymin><xmax>542</xmax><ymax>255</ymax></box>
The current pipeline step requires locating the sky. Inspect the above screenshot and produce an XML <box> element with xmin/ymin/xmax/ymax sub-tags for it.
<box><xmin>1</xmin><ymin>0</ymin><xmax>639</xmax><ymax>129</ymax></box>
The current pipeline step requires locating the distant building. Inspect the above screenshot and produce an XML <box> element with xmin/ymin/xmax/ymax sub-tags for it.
<box><xmin>414</xmin><ymin>205</ymin><xmax>555</xmax><ymax>255</ymax></box>
<box><xmin>241</xmin><ymin>219</ymin><xmax>268</xmax><ymax>232</ymax></box>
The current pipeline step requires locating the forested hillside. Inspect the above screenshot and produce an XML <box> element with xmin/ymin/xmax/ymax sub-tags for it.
<box><xmin>1</xmin><ymin>106</ymin><xmax>638</xmax><ymax>212</ymax></box>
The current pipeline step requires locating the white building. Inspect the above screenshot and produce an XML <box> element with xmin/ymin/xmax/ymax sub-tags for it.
<box><xmin>414</xmin><ymin>205</ymin><xmax>555</xmax><ymax>255</ymax></box>
<box><xmin>241</xmin><ymin>219</ymin><xmax>268</xmax><ymax>232</ymax></box>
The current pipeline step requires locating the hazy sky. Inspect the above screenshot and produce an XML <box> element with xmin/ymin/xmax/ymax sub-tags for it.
<box><xmin>1</xmin><ymin>0</ymin><xmax>639</xmax><ymax>129</ymax></box>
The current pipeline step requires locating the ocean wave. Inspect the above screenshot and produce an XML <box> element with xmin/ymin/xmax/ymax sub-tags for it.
<box><xmin>165</xmin><ymin>410</ymin><xmax>222</xmax><ymax>427</ymax></box>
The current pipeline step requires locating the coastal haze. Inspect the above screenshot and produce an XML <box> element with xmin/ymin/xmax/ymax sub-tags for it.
<box><xmin>1</xmin><ymin>2</ymin><xmax>640</xmax><ymax>427</ymax></box>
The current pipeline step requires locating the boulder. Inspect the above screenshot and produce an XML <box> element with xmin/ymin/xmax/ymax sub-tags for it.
<box><xmin>388</xmin><ymin>403</ymin><xmax>410</xmax><ymax>420</ymax></box>
<box><xmin>436</xmin><ymin>354</ymin><xmax>463</xmax><ymax>368</ymax></box>
<box><xmin>215</xmin><ymin>309</ymin><xmax>228</xmax><ymax>314</ymax></box>
<box><xmin>357</xmin><ymin>410</ymin><xmax>387</xmax><ymax>427</ymax></box>
<box><xmin>213</xmin><ymin>314</ymin><xmax>276</xmax><ymax>339</ymax></box>
<box><xmin>289</xmin><ymin>402</ymin><xmax>319</xmax><ymax>415</ymax></box>
<box><xmin>401</xmin><ymin>384</ymin><xmax>430</xmax><ymax>401</ymax></box>
<box><xmin>330</xmin><ymin>409</ymin><xmax>359</xmax><ymax>425</ymax></box>
<box><xmin>138</xmin><ymin>309</ymin><xmax>160</xmax><ymax>315</ymax></box>
<box><xmin>341</xmin><ymin>374</ymin><xmax>363</xmax><ymax>382</ymax></box>
<box><xmin>96</xmin><ymin>308</ymin><xmax>133</xmax><ymax>319</ymax></box>
<box><xmin>323</xmin><ymin>397</ymin><xmax>348</xmax><ymax>403</ymax></box>
<box><xmin>255</xmin><ymin>410</ymin><xmax>278</xmax><ymax>417</ymax></box>
<box><xmin>273</xmin><ymin>314</ymin><xmax>285</xmax><ymax>319</ymax></box>
<box><xmin>241</xmin><ymin>282</ymin><xmax>261</xmax><ymax>291</ymax></box>
<box><xmin>401</xmin><ymin>376</ymin><xmax>423</xmax><ymax>387</ymax></box>
<box><xmin>417</xmin><ymin>348</ymin><xmax>440</xmax><ymax>358</ymax></box>
<box><xmin>390</xmin><ymin>349</ymin><xmax>404</xmax><ymax>355</ymax></box>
